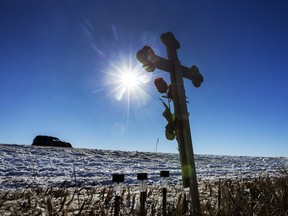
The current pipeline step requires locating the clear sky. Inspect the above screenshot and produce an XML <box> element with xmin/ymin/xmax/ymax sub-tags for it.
<box><xmin>1</xmin><ymin>0</ymin><xmax>288</xmax><ymax>157</ymax></box>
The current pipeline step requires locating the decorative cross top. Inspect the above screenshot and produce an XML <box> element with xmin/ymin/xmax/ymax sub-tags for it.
<box><xmin>136</xmin><ymin>32</ymin><xmax>203</xmax><ymax>215</ymax></box>
<box><xmin>136</xmin><ymin>33</ymin><xmax>203</xmax><ymax>88</ymax></box>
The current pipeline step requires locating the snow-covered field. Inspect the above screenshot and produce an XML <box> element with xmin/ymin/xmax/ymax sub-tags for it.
<box><xmin>0</xmin><ymin>144</ymin><xmax>287</xmax><ymax>189</ymax></box>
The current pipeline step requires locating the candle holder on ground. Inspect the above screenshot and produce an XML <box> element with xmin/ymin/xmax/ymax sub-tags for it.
<box><xmin>137</xmin><ymin>173</ymin><xmax>148</xmax><ymax>216</ymax></box>
<box><xmin>160</xmin><ymin>171</ymin><xmax>169</xmax><ymax>216</ymax></box>
<box><xmin>112</xmin><ymin>174</ymin><xmax>124</xmax><ymax>216</ymax></box>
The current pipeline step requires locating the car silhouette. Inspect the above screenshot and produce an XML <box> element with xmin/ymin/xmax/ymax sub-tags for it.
<box><xmin>32</xmin><ymin>135</ymin><xmax>72</xmax><ymax>148</ymax></box>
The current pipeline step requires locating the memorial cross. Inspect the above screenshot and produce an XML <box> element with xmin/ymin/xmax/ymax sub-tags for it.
<box><xmin>136</xmin><ymin>32</ymin><xmax>203</xmax><ymax>215</ymax></box>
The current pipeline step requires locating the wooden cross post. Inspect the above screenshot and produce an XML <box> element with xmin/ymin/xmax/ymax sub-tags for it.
<box><xmin>136</xmin><ymin>32</ymin><xmax>203</xmax><ymax>215</ymax></box>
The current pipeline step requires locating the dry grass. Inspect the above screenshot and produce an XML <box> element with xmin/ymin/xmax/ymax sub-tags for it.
<box><xmin>1</xmin><ymin>175</ymin><xmax>287</xmax><ymax>215</ymax></box>
<box><xmin>200</xmin><ymin>175</ymin><xmax>288</xmax><ymax>216</ymax></box>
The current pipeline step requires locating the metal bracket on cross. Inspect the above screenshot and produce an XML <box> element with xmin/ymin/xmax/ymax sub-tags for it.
<box><xmin>136</xmin><ymin>32</ymin><xmax>203</xmax><ymax>215</ymax></box>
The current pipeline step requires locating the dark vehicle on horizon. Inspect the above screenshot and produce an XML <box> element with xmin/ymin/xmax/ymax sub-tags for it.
<box><xmin>32</xmin><ymin>135</ymin><xmax>72</xmax><ymax>148</ymax></box>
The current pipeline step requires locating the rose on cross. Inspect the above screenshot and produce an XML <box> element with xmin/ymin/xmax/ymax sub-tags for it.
<box><xmin>154</xmin><ymin>77</ymin><xmax>178</xmax><ymax>141</ymax></box>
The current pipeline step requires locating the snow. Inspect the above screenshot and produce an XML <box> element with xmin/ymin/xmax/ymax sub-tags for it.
<box><xmin>0</xmin><ymin>144</ymin><xmax>287</xmax><ymax>189</ymax></box>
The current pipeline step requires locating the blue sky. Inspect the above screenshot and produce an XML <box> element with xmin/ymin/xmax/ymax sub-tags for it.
<box><xmin>1</xmin><ymin>0</ymin><xmax>287</xmax><ymax>156</ymax></box>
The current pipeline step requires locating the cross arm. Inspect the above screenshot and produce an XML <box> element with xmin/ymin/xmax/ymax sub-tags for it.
<box><xmin>136</xmin><ymin>46</ymin><xmax>204</xmax><ymax>87</ymax></box>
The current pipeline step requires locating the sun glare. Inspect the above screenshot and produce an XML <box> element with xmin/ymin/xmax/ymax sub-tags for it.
<box><xmin>120</xmin><ymin>70</ymin><xmax>139</xmax><ymax>89</ymax></box>
<box><xmin>105</xmin><ymin>54</ymin><xmax>152</xmax><ymax>105</ymax></box>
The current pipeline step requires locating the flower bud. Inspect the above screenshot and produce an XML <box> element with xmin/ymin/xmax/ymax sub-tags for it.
<box><xmin>154</xmin><ymin>77</ymin><xmax>168</xmax><ymax>94</ymax></box>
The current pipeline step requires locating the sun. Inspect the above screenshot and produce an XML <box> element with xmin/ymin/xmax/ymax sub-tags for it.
<box><xmin>120</xmin><ymin>70</ymin><xmax>139</xmax><ymax>89</ymax></box>
<box><xmin>105</xmin><ymin>53</ymin><xmax>152</xmax><ymax>104</ymax></box>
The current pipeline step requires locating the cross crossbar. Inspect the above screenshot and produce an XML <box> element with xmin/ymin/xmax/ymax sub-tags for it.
<box><xmin>136</xmin><ymin>47</ymin><xmax>204</xmax><ymax>88</ymax></box>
